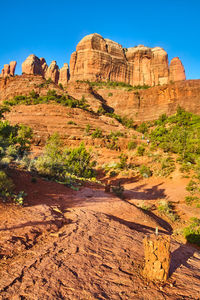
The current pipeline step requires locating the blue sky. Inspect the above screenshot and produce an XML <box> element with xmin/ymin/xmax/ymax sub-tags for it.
<box><xmin>1</xmin><ymin>0</ymin><xmax>199</xmax><ymax>79</ymax></box>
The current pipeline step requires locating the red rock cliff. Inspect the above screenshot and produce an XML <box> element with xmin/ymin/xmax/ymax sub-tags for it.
<box><xmin>70</xmin><ymin>33</ymin><xmax>186</xmax><ymax>86</ymax></box>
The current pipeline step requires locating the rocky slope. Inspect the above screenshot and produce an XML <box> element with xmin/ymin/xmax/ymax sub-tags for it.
<box><xmin>1</xmin><ymin>75</ymin><xmax>199</xmax><ymax>123</ymax></box>
<box><xmin>0</xmin><ymin>170</ymin><xmax>200</xmax><ymax>299</ymax></box>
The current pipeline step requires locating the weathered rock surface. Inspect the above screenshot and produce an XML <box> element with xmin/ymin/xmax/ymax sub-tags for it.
<box><xmin>143</xmin><ymin>234</ymin><xmax>171</xmax><ymax>281</ymax></box>
<box><xmin>1</xmin><ymin>75</ymin><xmax>200</xmax><ymax>123</ymax></box>
<box><xmin>9</xmin><ymin>61</ymin><xmax>17</xmax><ymax>76</ymax></box>
<box><xmin>22</xmin><ymin>54</ymin><xmax>43</xmax><ymax>75</ymax></box>
<box><xmin>0</xmin><ymin>74</ymin><xmax>61</xmax><ymax>100</ymax></box>
<box><xmin>40</xmin><ymin>57</ymin><xmax>48</xmax><ymax>76</ymax></box>
<box><xmin>97</xmin><ymin>79</ymin><xmax>200</xmax><ymax>121</ymax></box>
<box><xmin>169</xmin><ymin>57</ymin><xmax>186</xmax><ymax>82</ymax></box>
<box><xmin>0</xmin><ymin>61</ymin><xmax>17</xmax><ymax>77</ymax></box>
<box><xmin>70</xmin><ymin>33</ymin><xmax>186</xmax><ymax>86</ymax></box>
<box><xmin>59</xmin><ymin>63</ymin><xmax>70</xmax><ymax>86</ymax></box>
<box><xmin>45</xmin><ymin>60</ymin><xmax>59</xmax><ymax>84</ymax></box>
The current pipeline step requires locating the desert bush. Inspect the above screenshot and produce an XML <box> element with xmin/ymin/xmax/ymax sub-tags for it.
<box><xmin>186</xmin><ymin>180</ymin><xmax>199</xmax><ymax>194</ymax></box>
<box><xmin>185</xmin><ymin>196</ymin><xmax>200</xmax><ymax>206</ymax></box>
<box><xmin>158</xmin><ymin>200</ymin><xmax>178</xmax><ymax>222</ymax></box>
<box><xmin>137</xmin><ymin>145</ymin><xmax>145</xmax><ymax>156</ymax></box>
<box><xmin>183</xmin><ymin>218</ymin><xmax>200</xmax><ymax>246</ymax></box>
<box><xmin>91</xmin><ymin>128</ymin><xmax>103</xmax><ymax>139</ymax></box>
<box><xmin>85</xmin><ymin>124</ymin><xmax>91</xmax><ymax>135</ymax></box>
<box><xmin>139</xmin><ymin>165</ymin><xmax>152</xmax><ymax>178</ymax></box>
<box><xmin>0</xmin><ymin>171</ymin><xmax>14</xmax><ymax>199</ymax></box>
<box><xmin>34</xmin><ymin>134</ymin><xmax>96</xmax><ymax>180</ymax></box>
<box><xmin>117</xmin><ymin>153</ymin><xmax>128</xmax><ymax>170</ymax></box>
<box><xmin>112</xmin><ymin>182</ymin><xmax>124</xmax><ymax>198</ymax></box>
<box><xmin>3</xmin><ymin>90</ymin><xmax>91</xmax><ymax>112</ymax></box>
<box><xmin>127</xmin><ymin>140</ymin><xmax>137</xmax><ymax>150</ymax></box>
<box><xmin>137</xmin><ymin>122</ymin><xmax>149</xmax><ymax>134</ymax></box>
<box><xmin>158</xmin><ymin>157</ymin><xmax>175</xmax><ymax>177</ymax></box>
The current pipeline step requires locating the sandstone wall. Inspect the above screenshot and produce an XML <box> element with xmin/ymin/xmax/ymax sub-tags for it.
<box><xmin>94</xmin><ymin>80</ymin><xmax>200</xmax><ymax>121</ymax></box>
<box><xmin>70</xmin><ymin>33</ymin><xmax>186</xmax><ymax>86</ymax></box>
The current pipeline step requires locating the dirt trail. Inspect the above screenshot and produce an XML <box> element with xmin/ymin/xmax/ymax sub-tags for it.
<box><xmin>0</xmin><ymin>169</ymin><xmax>200</xmax><ymax>299</ymax></box>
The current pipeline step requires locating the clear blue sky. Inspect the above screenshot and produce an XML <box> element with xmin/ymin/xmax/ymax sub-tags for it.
<box><xmin>1</xmin><ymin>0</ymin><xmax>199</xmax><ymax>79</ymax></box>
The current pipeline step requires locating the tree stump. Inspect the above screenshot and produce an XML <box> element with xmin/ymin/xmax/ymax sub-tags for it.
<box><xmin>143</xmin><ymin>234</ymin><xmax>171</xmax><ymax>281</ymax></box>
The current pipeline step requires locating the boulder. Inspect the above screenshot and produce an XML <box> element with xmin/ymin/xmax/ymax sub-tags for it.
<box><xmin>169</xmin><ymin>57</ymin><xmax>186</xmax><ymax>82</ymax></box>
<box><xmin>22</xmin><ymin>54</ymin><xmax>43</xmax><ymax>75</ymax></box>
<box><xmin>45</xmin><ymin>61</ymin><xmax>59</xmax><ymax>84</ymax></box>
<box><xmin>59</xmin><ymin>63</ymin><xmax>70</xmax><ymax>86</ymax></box>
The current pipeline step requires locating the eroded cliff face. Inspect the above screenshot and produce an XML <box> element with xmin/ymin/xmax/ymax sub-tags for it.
<box><xmin>70</xmin><ymin>33</ymin><xmax>186</xmax><ymax>86</ymax></box>
<box><xmin>0</xmin><ymin>75</ymin><xmax>199</xmax><ymax>123</ymax></box>
<box><xmin>97</xmin><ymin>80</ymin><xmax>200</xmax><ymax>121</ymax></box>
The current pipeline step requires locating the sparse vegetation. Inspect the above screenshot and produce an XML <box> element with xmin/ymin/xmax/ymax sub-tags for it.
<box><xmin>183</xmin><ymin>218</ymin><xmax>200</xmax><ymax>246</ymax></box>
<box><xmin>3</xmin><ymin>90</ymin><xmax>91</xmax><ymax>112</ymax></box>
<box><xmin>127</xmin><ymin>140</ymin><xmax>137</xmax><ymax>150</ymax></box>
<box><xmin>91</xmin><ymin>128</ymin><xmax>103</xmax><ymax>139</ymax></box>
<box><xmin>158</xmin><ymin>200</ymin><xmax>178</xmax><ymax>222</ymax></box>
<box><xmin>34</xmin><ymin>133</ymin><xmax>96</xmax><ymax>180</ymax></box>
<box><xmin>137</xmin><ymin>145</ymin><xmax>145</xmax><ymax>156</ymax></box>
<box><xmin>76</xmin><ymin>80</ymin><xmax>150</xmax><ymax>90</ymax></box>
<box><xmin>139</xmin><ymin>165</ymin><xmax>152</xmax><ymax>178</ymax></box>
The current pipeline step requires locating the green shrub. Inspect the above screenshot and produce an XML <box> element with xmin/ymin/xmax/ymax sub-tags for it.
<box><xmin>108</xmin><ymin>92</ymin><xmax>113</xmax><ymax>97</ymax></box>
<box><xmin>159</xmin><ymin>157</ymin><xmax>175</xmax><ymax>177</ymax></box>
<box><xmin>67</xmin><ymin>121</ymin><xmax>77</xmax><ymax>125</ymax></box>
<box><xmin>185</xmin><ymin>196</ymin><xmax>200</xmax><ymax>205</ymax></box>
<box><xmin>127</xmin><ymin>140</ymin><xmax>137</xmax><ymax>150</ymax></box>
<box><xmin>91</xmin><ymin>128</ymin><xmax>103</xmax><ymax>139</ymax></box>
<box><xmin>137</xmin><ymin>122</ymin><xmax>149</xmax><ymax>134</ymax></box>
<box><xmin>34</xmin><ymin>134</ymin><xmax>96</xmax><ymax>180</ymax></box>
<box><xmin>112</xmin><ymin>182</ymin><xmax>124</xmax><ymax>198</ymax></box>
<box><xmin>158</xmin><ymin>200</ymin><xmax>178</xmax><ymax>222</ymax></box>
<box><xmin>85</xmin><ymin>124</ymin><xmax>91</xmax><ymax>135</ymax></box>
<box><xmin>183</xmin><ymin>218</ymin><xmax>200</xmax><ymax>246</ymax></box>
<box><xmin>139</xmin><ymin>165</ymin><xmax>152</xmax><ymax>178</ymax></box>
<box><xmin>117</xmin><ymin>154</ymin><xmax>128</xmax><ymax>170</ymax></box>
<box><xmin>59</xmin><ymin>83</ymin><xmax>64</xmax><ymax>90</ymax></box>
<box><xmin>0</xmin><ymin>171</ymin><xmax>14</xmax><ymax>199</ymax></box>
<box><xmin>137</xmin><ymin>145</ymin><xmax>145</xmax><ymax>156</ymax></box>
<box><xmin>186</xmin><ymin>180</ymin><xmax>199</xmax><ymax>194</ymax></box>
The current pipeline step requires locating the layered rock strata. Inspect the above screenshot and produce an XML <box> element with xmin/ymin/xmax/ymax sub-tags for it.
<box><xmin>0</xmin><ymin>61</ymin><xmax>17</xmax><ymax>78</ymax></box>
<box><xmin>169</xmin><ymin>57</ymin><xmax>186</xmax><ymax>82</ymax></box>
<box><xmin>70</xmin><ymin>33</ymin><xmax>186</xmax><ymax>86</ymax></box>
<box><xmin>45</xmin><ymin>61</ymin><xmax>59</xmax><ymax>84</ymax></box>
<box><xmin>59</xmin><ymin>63</ymin><xmax>70</xmax><ymax>86</ymax></box>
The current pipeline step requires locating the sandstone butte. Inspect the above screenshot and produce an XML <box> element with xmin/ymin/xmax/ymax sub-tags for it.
<box><xmin>1</xmin><ymin>33</ymin><xmax>186</xmax><ymax>87</ymax></box>
<box><xmin>70</xmin><ymin>33</ymin><xmax>186</xmax><ymax>86</ymax></box>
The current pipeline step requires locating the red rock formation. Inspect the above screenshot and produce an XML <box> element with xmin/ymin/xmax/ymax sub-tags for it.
<box><xmin>45</xmin><ymin>61</ymin><xmax>59</xmax><ymax>84</ymax></box>
<box><xmin>9</xmin><ymin>61</ymin><xmax>17</xmax><ymax>76</ymax></box>
<box><xmin>169</xmin><ymin>57</ymin><xmax>186</xmax><ymax>82</ymax></box>
<box><xmin>0</xmin><ymin>61</ymin><xmax>17</xmax><ymax>78</ymax></box>
<box><xmin>40</xmin><ymin>58</ymin><xmax>48</xmax><ymax>76</ymax></box>
<box><xmin>22</xmin><ymin>54</ymin><xmax>43</xmax><ymax>75</ymax></box>
<box><xmin>70</xmin><ymin>33</ymin><xmax>185</xmax><ymax>86</ymax></box>
<box><xmin>3</xmin><ymin>64</ymin><xmax>10</xmax><ymax>77</ymax></box>
<box><xmin>59</xmin><ymin>63</ymin><xmax>70</xmax><ymax>86</ymax></box>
